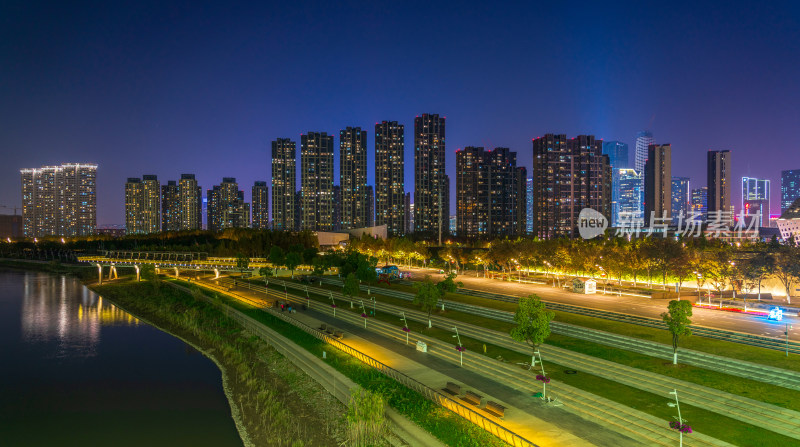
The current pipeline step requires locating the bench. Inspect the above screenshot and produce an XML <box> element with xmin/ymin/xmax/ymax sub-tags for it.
<box><xmin>462</xmin><ymin>391</ymin><xmax>482</xmax><ymax>406</ymax></box>
<box><xmin>485</xmin><ymin>401</ymin><xmax>506</xmax><ymax>419</ymax></box>
<box><xmin>318</xmin><ymin>323</ymin><xmax>327</xmax><ymax>332</ymax></box>
<box><xmin>442</xmin><ymin>382</ymin><xmax>461</xmax><ymax>396</ymax></box>
<box><xmin>332</xmin><ymin>330</ymin><xmax>344</xmax><ymax>339</ymax></box>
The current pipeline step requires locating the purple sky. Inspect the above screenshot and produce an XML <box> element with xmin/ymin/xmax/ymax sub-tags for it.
<box><xmin>2</xmin><ymin>1</ymin><xmax>799</xmax><ymax>226</ymax></box>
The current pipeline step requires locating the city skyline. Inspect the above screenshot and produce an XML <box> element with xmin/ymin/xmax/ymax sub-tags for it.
<box><xmin>2</xmin><ymin>2</ymin><xmax>799</xmax><ymax>226</ymax></box>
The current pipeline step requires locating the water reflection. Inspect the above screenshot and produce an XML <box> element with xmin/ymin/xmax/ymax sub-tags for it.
<box><xmin>21</xmin><ymin>272</ymin><xmax>138</xmax><ymax>358</ymax></box>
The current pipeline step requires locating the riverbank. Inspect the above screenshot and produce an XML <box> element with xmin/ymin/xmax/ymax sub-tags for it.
<box><xmin>0</xmin><ymin>258</ymin><xmax>95</xmax><ymax>279</ymax></box>
<box><xmin>90</xmin><ymin>279</ymin><xmax>347</xmax><ymax>446</ymax></box>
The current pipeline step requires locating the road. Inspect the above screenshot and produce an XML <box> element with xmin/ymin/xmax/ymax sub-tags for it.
<box><xmin>403</xmin><ymin>267</ymin><xmax>799</xmax><ymax>340</ymax></box>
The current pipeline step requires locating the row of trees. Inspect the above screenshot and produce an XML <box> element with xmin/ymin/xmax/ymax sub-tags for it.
<box><xmin>352</xmin><ymin>235</ymin><xmax>800</xmax><ymax>301</ymax></box>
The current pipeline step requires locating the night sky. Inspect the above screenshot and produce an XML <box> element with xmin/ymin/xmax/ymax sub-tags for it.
<box><xmin>2</xmin><ymin>1</ymin><xmax>799</xmax><ymax>226</ymax></box>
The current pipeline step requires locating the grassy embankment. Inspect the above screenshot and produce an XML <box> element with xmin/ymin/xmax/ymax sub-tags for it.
<box><xmin>91</xmin><ymin>279</ymin><xmax>345</xmax><ymax>447</ymax></box>
<box><xmin>177</xmin><ymin>279</ymin><xmax>513</xmax><ymax>447</ymax></box>
<box><xmin>251</xmin><ymin>277</ymin><xmax>799</xmax><ymax>447</ymax></box>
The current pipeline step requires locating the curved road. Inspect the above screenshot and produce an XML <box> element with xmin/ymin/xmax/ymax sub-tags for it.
<box><xmin>404</xmin><ymin>267</ymin><xmax>799</xmax><ymax>340</ymax></box>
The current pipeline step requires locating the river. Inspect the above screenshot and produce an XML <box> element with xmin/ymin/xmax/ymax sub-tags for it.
<box><xmin>0</xmin><ymin>269</ymin><xmax>243</xmax><ymax>446</ymax></box>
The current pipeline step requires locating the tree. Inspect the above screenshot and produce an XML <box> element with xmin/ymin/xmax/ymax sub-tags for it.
<box><xmin>437</xmin><ymin>272</ymin><xmax>462</xmax><ymax>295</ymax></box>
<box><xmin>413</xmin><ymin>275</ymin><xmax>442</xmax><ymax>328</ymax></box>
<box><xmin>661</xmin><ymin>300</ymin><xmax>692</xmax><ymax>365</ymax></box>
<box><xmin>510</xmin><ymin>295</ymin><xmax>555</xmax><ymax>368</ymax></box>
<box><xmin>356</xmin><ymin>258</ymin><xmax>378</xmax><ymax>294</ymax></box>
<box><xmin>774</xmin><ymin>246</ymin><xmax>800</xmax><ymax>304</ymax></box>
<box><xmin>346</xmin><ymin>387</ymin><xmax>387</xmax><ymax>446</ymax></box>
<box><xmin>235</xmin><ymin>253</ymin><xmax>250</xmax><ymax>279</ymax></box>
<box><xmin>269</xmin><ymin>246</ymin><xmax>285</xmax><ymax>276</ymax></box>
<box><xmin>139</xmin><ymin>264</ymin><xmax>160</xmax><ymax>290</ymax></box>
<box><xmin>285</xmin><ymin>251</ymin><xmax>303</xmax><ymax>279</ymax></box>
<box><xmin>259</xmin><ymin>266</ymin><xmax>273</xmax><ymax>289</ymax></box>
<box><xmin>343</xmin><ymin>272</ymin><xmax>360</xmax><ymax>300</ymax></box>
<box><xmin>312</xmin><ymin>257</ymin><xmax>326</xmax><ymax>284</ymax></box>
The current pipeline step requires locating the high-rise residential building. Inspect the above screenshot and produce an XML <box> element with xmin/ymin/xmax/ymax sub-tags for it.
<box><xmin>271</xmin><ymin>138</ymin><xmax>297</xmax><ymax>231</ymax></box>
<box><xmin>208</xmin><ymin>178</ymin><xmax>249</xmax><ymax>231</ymax></box>
<box><xmin>707</xmin><ymin>150</ymin><xmax>732</xmax><ymax>214</ymax></box>
<box><xmin>407</xmin><ymin>203</ymin><xmax>415</xmax><ymax>233</ymax></box>
<box><xmin>526</xmin><ymin>178</ymin><xmax>533</xmax><ymax>234</ymax></box>
<box><xmin>742</xmin><ymin>177</ymin><xmax>770</xmax><ymax>227</ymax></box>
<box><xmin>487</xmin><ymin>148</ymin><xmax>519</xmax><ymax>237</ymax></box>
<box><xmin>20</xmin><ymin>163</ymin><xmax>97</xmax><ymax>238</ymax></box>
<box><xmin>366</xmin><ymin>185</ymin><xmax>375</xmax><ymax>227</ymax></box>
<box><xmin>340</xmin><ymin>127</ymin><xmax>368</xmax><ymax>229</ymax></box>
<box><xmin>332</xmin><ymin>185</ymin><xmax>342</xmax><ymax>231</ymax></box>
<box><xmin>414</xmin><ymin>114</ymin><xmax>447</xmax><ymax>237</ymax></box>
<box><xmin>294</xmin><ymin>190</ymin><xmax>303</xmax><ymax>232</ymax></box>
<box><xmin>301</xmin><ymin>132</ymin><xmax>334</xmax><ymax>231</ymax></box>
<box><xmin>404</xmin><ymin>193</ymin><xmax>412</xmax><ymax>234</ymax></box>
<box><xmin>691</xmin><ymin>187</ymin><xmax>708</xmax><ymax>219</ymax></box>
<box><xmin>671</xmin><ymin>176</ymin><xmax>690</xmax><ymax>225</ymax></box>
<box><xmin>635</xmin><ymin>131</ymin><xmax>655</xmax><ymax>174</ymax></box>
<box><xmin>604</xmin><ymin>141</ymin><xmax>629</xmax><ymax>227</ymax></box>
<box><xmin>618</xmin><ymin>169</ymin><xmax>644</xmax><ymax>222</ymax></box>
<box><xmin>456</xmin><ymin>147</ymin><xmax>489</xmax><ymax>237</ymax></box>
<box><xmin>125</xmin><ymin>175</ymin><xmax>160</xmax><ymax>234</ymax></box>
<box><xmin>514</xmin><ymin>166</ymin><xmax>527</xmax><ymax>236</ymax></box>
<box><xmin>531</xmin><ymin>134</ymin><xmax>611</xmax><ymax>238</ymax></box>
<box><xmin>252</xmin><ymin>181</ymin><xmax>269</xmax><ymax>229</ymax></box>
<box><xmin>178</xmin><ymin>174</ymin><xmax>202</xmax><ymax>230</ymax></box>
<box><xmin>161</xmin><ymin>180</ymin><xmax>180</xmax><ymax>232</ymax></box>
<box><xmin>375</xmin><ymin>121</ymin><xmax>405</xmax><ymax>236</ymax></box>
<box><xmin>644</xmin><ymin>144</ymin><xmax>672</xmax><ymax>226</ymax></box>
<box><xmin>781</xmin><ymin>169</ymin><xmax>800</xmax><ymax>214</ymax></box>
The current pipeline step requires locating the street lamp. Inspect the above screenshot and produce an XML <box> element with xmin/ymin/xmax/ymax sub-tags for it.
<box><xmin>400</xmin><ymin>312</ymin><xmax>409</xmax><ymax>345</ymax></box>
<box><xmin>452</xmin><ymin>326</ymin><xmax>463</xmax><ymax>366</ymax></box>
<box><xmin>359</xmin><ymin>300</ymin><xmax>367</xmax><ymax>328</ymax></box>
<box><xmin>668</xmin><ymin>389</ymin><xmax>688</xmax><ymax>447</ymax></box>
<box><xmin>694</xmin><ymin>271</ymin><xmax>702</xmax><ymax>304</ymax></box>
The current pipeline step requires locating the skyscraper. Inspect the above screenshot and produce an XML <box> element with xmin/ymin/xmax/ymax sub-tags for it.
<box><xmin>514</xmin><ymin>166</ymin><xmax>527</xmax><ymax>236</ymax></box>
<box><xmin>742</xmin><ymin>177</ymin><xmax>770</xmax><ymax>227</ymax></box>
<box><xmin>178</xmin><ymin>174</ymin><xmax>202</xmax><ymax>230</ymax></box>
<box><xmin>531</xmin><ymin>134</ymin><xmax>611</xmax><ymax>238</ymax></box>
<box><xmin>635</xmin><ymin>131</ymin><xmax>655</xmax><ymax>174</ymax></box>
<box><xmin>604</xmin><ymin>141</ymin><xmax>630</xmax><ymax>227</ymax></box>
<box><xmin>644</xmin><ymin>144</ymin><xmax>672</xmax><ymax>226</ymax></box>
<box><xmin>161</xmin><ymin>180</ymin><xmax>180</xmax><ymax>232</ymax></box>
<box><xmin>20</xmin><ymin>163</ymin><xmax>97</xmax><ymax>238</ymax></box>
<box><xmin>691</xmin><ymin>187</ymin><xmax>708</xmax><ymax>219</ymax></box>
<box><xmin>618</xmin><ymin>169</ymin><xmax>644</xmax><ymax>222</ymax></box>
<box><xmin>526</xmin><ymin>178</ymin><xmax>533</xmax><ymax>234</ymax></box>
<box><xmin>340</xmin><ymin>127</ymin><xmax>368</xmax><ymax>229</ymax></box>
<box><xmin>404</xmin><ymin>192</ymin><xmax>412</xmax><ymax>234</ymax></box>
<box><xmin>271</xmin><ymin>138</ymin><xmax>297</xmax><ymax>231</ymax></box>
<box><xmin>375</xmin><ymin>121</ymin><xmax>405</xmax><ymax>236</ymax></box>
<box><xmin>251</xmin><ymin>181</ymin><xmax>269</xmax><ymax>229</ymax></box>
<box><xmin>781</xmin><ymin>169</ymin><xmax>800</xmax><ymax>214</ymax></box>
<box><xmin>414</xmin><ymin>114</ymin><xmax>447</xmax><ymax>238</ymax></box>
<box><xmin>208</xmin><ymin>178</ymin><xmax>250</xmax><ymax>231</ymax></box>
<box><xmin>366</xmin><ymin>185</ymin><xmax>375</xmax><ymax>227</ymax></box>
<box><xmin>707</xmin><ymin>150</ymin><xmax>732</xmax><ymax>213</ymax></box>
<box><xmin>671</xmin><ymin>176</ymin><xmax>690</xmax><ymax>225</ymax></box>
<box><xmin>125</xmin><ymin>175</ymin><xmax>160</xmax><ymax>234</ymax></box>
<box><xmin>456</xmin><ymin>146</ymin><xmax>489</xmax><ymax>237</ymax></box>
<box><xmin>301</xmin><ymin>132</ymin><xmax>334</xmax><ymax>231</ymax></box>
<box><xmin>332</xmin><ymin>185</ymin><xmax>341</xmax><ymax>231</ymax></box>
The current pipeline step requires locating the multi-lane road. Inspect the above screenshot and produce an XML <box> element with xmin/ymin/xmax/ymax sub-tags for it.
<box><xmin>403</xmin><ymin>267</ymin><xmax>799</xmax><ymax>340</ymax></box>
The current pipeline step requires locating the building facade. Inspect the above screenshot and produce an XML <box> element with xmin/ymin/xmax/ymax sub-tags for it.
<box><xmin>178</xmin><ymin>174</ymin><xmax>202</xmax><ymax>230</ymax></box>
<box><xmin>414</xmin><ymin>114</ymin><xmax>447</xmax><ymax>237</ymax></box>
<box><xmin>604</xmin><ymin>141</ymin><xmax>630</xmax><ymax>227</ymax></box>
<box><xmin>671</xmin><ymin>176</ymin><xmax>690</xmax><ymax>224</ymax></box>
<box><xmin>208</xmin><ymin>178</ymin><xmax>250</xmax><ymax>231</ymax></box>
<box><xmin>644</xmin><ymin>144</ymin><xmax>672</xmax><ymax>225</ymax></box>
<box><xmin>781</xmin><ymin>169</ymin><xmax>800</xmax><ymax>215</ymax></box>
<box><xmin>635</xmin><ymin>131</ymin><xmax>655</xmax><ymax>174</ymax></box>
<box><xmin>20</xmin><ymin>163</ymin><xmax>97</xmax><ymax>238</ymax></box>
<box><xmin>271</xmin><ymin>138</ymin><xmax>297</xmax><ymax>231</ymax></box>
<box><xmin>526</xmin><ymin>178</ymin><xmax>533</xmax><ymax>234</ymax></box>
<box><xmin>707</xmin><ymin>150</ymin><xmax>732</xmax><ymax>214</ymax></box>
<box><xmin>374</xmin><ymin>121</ymin><xmax>405</xmax><ymax>236</ymax></box>
<box><xmin>531</xmin><ymin>134</ymin><xmax>611</xmax><ymax>238</ymax></box>
<box><xmin>366</xmin><ymin>185</ymin><xmax>375</xmax><ymax>227</ymax></box>
<box><xmin>125</xmin><ymin>175</ymin><xmax>161</xmax><ymax>234</ymax></box>
<box><xmin>618</xmin><ymin>169</ymin><xmax>644</xmax><ymax>223</ymax></box>
<box><xmin>252</xmin><ymin>181</ymin><xmax>269</xmax><ymax>229</ymax></box>
<box><xmin>742</xmin><ymin>177</ymin><xmax>770</xmax><ymax>227</ymax></box>
<box><xmin>691</xmin><ymin>187</ymin><xmax>708</xmax><ymax>220</ymax></box>
<box><xmin>340</xmin><ymin>127</ymin><xmax>368</xmax><ymax>229</ymax></box>
<box><xmin>301</xmin><ymin>132</ymin><xmax>334</xmax><ymax>231</ymax></box>
<box><xmin>161</xmin><ymin>180</ymin><xmax>180</xmax><ymax>232</ymax></box>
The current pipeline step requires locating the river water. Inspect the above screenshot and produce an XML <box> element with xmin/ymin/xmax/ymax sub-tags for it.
<box><xmin>0</xmin><ymin>270</ymin><xmax>243</xmax><ymax>446</ymax></box>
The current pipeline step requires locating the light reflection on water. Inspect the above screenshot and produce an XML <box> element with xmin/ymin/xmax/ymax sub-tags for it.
<box><xmin>20</xmin><ymin>272</ymin><xmax>139</xmax><ymax>358</ymax></box>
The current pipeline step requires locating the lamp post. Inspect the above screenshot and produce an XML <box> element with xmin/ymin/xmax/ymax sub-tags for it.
<box><xmin>694</xmin><ymin>272</ymin><xmax>702</xmax><ymax>304</ymax></box>
<box><xmin>329</xmin><ymin>291</ymin><xmax>336</xmax><ymax>317</ymax></box>
<box><xmin>400</xmin><ymin>312</ymin><xmax>409</xmax><ymax>345</ymax></box>
<box><xmin>359</xmin><ymin>300</ymin><xmax>367</xmax><ymax>328</ymax></box>
<box><xmin>452</xmin><ymin>326</ymin><xmax>463</xmax><ymax>366</ymax></box>
<box><xmin>668</xmin><ymin>389</ymin><xmax>687</xmax><ymax>447</ymax></box>
<box><xmin>535</xmin><ymin>349</ymin><xmax>547</xmax><ymax>401</ymax></box>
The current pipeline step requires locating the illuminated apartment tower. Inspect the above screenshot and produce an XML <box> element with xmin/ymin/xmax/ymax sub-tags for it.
<box><xmin>414</xmin><ymin>114</ymin><xmax>447</xmax><ymax>237</ymax></box>
<box><xmin>251</xmin><ymin>181</ymin><xmax>269</xmax><ymax>229</ymax></box>
<box><xmin>691</xmin><ymin>187</ymin><xmax>708</xmax><ymax>219</ymax></box>
<box><xmin>208</xmin><ymin>178</ymin><xmax>250</xmax><ymax>231</ymax></box>
<box><xmin>526</xmin><ymin>178</ymin><xmax>533</xmax><ymax>234</ymax></box>
<box><xmin>618</xmin><ymin>169</ymin><xmax>644</xmax><ymax>222</ymax></box>
<box><xmin>271</xmin><ymin>138</ymin><xmax>297</xmax><ymax>231</ymax></box>
<box><xmin>531</xmin><ymin>134</ymin><xmax>611</xmax><ymax>238</ymax></box>
<box><xmin>742</xmin><ymin>177</ymin><xmax>770</xmax><ymax>227</ymax></box>
<box><xmin>366</xmin><ymin>185</ymin><xmax>375</xmax><ymax>227</ymax></box>
<box><xmin>340</xmin><ymin>127</ymin><xmax>368</xmax><ymax>229</ymax></box>
<box><xmin>456</xmin><ymin>147</ymin><xmax>489</xmax><ymax>237</ymax></box>
<box><xmin>781</xmin><ymin>169</ymin><xmax>800</xmax><ymax>214</ymax></box>
<box><xmin>125</xmin><ymin>175</ymin><xmax>161</xmax><ymax>234</ymax></box>
<box><xmin>20</xmin><ymin>163</ymin><xmax>97</xmax><ymax>237</ymax></box>
<box><xmin>178</xmin><ymin>174</ymin><xmax>202</xmax><ymax>230</ymax></box>
<box><xmin>671</xmin><ymin>176</ymin><xmax>690</xmax><ymax>224</ymax></box>
<box><xmin>644</xmin><ymin>144</ymin><xmax>672</xmax><ymax>226</ymax></box>
<box><xmin>301</xmin><ymin>132</ymin><xmax>334</xmax><ymax>231</ymax></box>
<box><xmin>707</xmin><ymin>150</ymin><xmax>732</xmax><ymax>213</ymax></box>
<box><xmin>515</xmin><ymin>167</ymin><xmax>527</xmax><ymax>235</ymax></box>
<box><xmin>375</xmin><ymin>121</ymin><xmax>405</xmax><ymax>236</ymax></box>
<box><xmin>161</xmin><ymin>181</ymin><xmax>180</xmax><ymax>232</ymax></box>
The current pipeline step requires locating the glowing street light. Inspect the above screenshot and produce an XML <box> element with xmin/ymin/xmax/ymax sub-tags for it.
<box><xmin>452</xmin><ymin>326</ymin><xmax>463</xmax><ymax>366</ymax></box>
